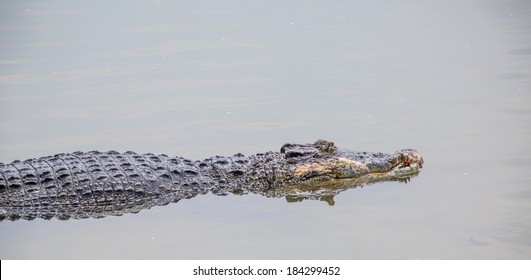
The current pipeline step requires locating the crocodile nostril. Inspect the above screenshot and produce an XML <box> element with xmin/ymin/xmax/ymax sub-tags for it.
<box><xmin>402</xmin><ymin>156</ymin><xmax>411</xmax><ymax>167</ymax></box>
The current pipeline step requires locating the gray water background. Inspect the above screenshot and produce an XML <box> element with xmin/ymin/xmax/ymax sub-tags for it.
<box><xmin>0</xmin><ymin>0</ymin><xmax>530</xmax><ymax>259</ymax></box>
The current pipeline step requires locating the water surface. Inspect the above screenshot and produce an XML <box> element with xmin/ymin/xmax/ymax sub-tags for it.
<box><xmin>1</xmin><ymin>0</ymin><xmax>530</xmax><ymax>259</ymax></box>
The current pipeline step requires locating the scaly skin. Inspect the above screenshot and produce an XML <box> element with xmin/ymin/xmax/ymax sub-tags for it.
<box><xmin>0</xmin><ymin>140</ymin><xmax>423</xmax><ymax>221</ymax></box>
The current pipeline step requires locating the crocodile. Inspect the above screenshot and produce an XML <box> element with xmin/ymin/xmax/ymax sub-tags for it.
<box><xmin>0</xmin><ymin>140</ymin><xmax>423</xmax><ymax>221</ymax></box>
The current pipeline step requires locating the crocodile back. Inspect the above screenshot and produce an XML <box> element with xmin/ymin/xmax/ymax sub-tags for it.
<box><xmin>0</xmin><ymin>151</ymin><xmax>205</xmax><ymax>210</ymax></box>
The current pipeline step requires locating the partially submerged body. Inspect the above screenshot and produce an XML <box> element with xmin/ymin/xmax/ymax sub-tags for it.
<box><xmin>0</xmin><ymin>140</ymin><xmax>423</xmax><ymax>221</ymax></box>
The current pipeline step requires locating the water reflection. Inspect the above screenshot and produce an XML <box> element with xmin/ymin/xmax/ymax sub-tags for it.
<box><xmin>0</xmin><ymin>173</ymin><xmax>419</xmax><ymax>221</ymax></box>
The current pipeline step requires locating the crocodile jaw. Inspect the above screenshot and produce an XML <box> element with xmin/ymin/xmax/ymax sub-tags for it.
<box><xmin>293</xmin><ymin>149</ymin><xmax>423</xmax><ymax>182</ymax></box>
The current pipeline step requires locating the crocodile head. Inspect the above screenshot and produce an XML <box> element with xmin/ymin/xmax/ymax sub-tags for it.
<box><xmin>279</xmin><ymin>139</ymin><xmax>423</xmax><ymax>195</ymax></box>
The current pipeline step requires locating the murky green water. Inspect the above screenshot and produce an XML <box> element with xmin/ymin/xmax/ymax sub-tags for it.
<box><xmin>1</xmin><ymin>0</ymin><xmax>530</xmax><ymax>259</ymax></box>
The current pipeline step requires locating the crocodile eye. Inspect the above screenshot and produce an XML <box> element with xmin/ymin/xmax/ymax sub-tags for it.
<box><xmin>229</xmin><ymin>170</ymin><xmax>245</xmax><ymax>177</ymax></box>
<box><xmin>285</xmin><ymin>151</ymin><xmax>304</xmax><ymax>159</ymax></box>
